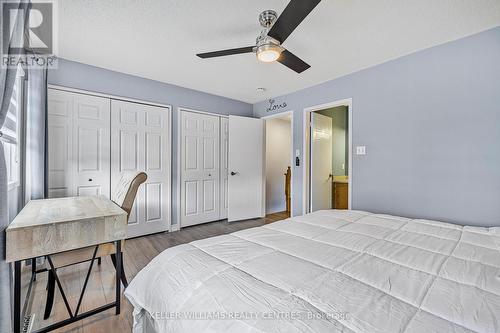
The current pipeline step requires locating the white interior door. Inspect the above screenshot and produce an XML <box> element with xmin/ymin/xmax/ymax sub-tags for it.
<box><xmin>111</xmin><ymin>100</ymin><xmax>171</xmax><ymax>238</ymax></box>
<box><xmin>47</xmin><ymin>89</ymin><xmax>110</xmax><ymax>198</ymax></box>
<box><xmin>228</xmin><ymin>115</ymin><xmax>265</xmax><ymax>222</ymax></box>
<box><xmin>219</xmin><ymin>117</ymin><xmax>229</xmax><ymax>219</ymax></box>
<box><xmin>310</xmin><ymin>112</ymin><xmax>333</xmax><ymax>211</ymax></box>
<box><xmin>180</xmin><ymin>111</ymin><xmax>220</xmax><ymax>227</ymax></box>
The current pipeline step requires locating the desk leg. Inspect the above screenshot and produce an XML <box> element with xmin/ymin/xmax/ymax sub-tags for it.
<box><xmin>115</xmin><ymin>240</ymin><xmax>122</xmax><ymax>315</ymax></box>
<box><xmin>14</xmin><ymin>260</ymin><xmax>21</xmax><ymax>333</ymax></box>
<box><xmin>31</xmin><ymin>258</ymin><xmax>36</xmax><ymax>281</ymax></box>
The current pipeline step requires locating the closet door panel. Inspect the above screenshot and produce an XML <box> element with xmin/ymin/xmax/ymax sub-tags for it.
<box><xmin>119</xmin><ymin>130</ymin><xmax>139</xmax><ymax>171</ymax></box>
<box><xmin>180</xmin><ymin>111</ymin><xmax>220</xmax><ymax>227</ymax></box>
<box><xmin>48</xmin><ymin>89</ymin><xmax>110</xmax><ymax>199</ymax></box>
<box><xmin>184</xmin><ymin>180</ymin><xmax>198</xmax><ymax>215</ymax></box>
<box><xmin>181</xmin><ymin>114</ymin><xmax>201</xmax><ymax>220</ymax></box>
<box><xmin>73</xmin><ymin>94</ymin><xmax>111</xmax><ymax>198</ymax></box>
<box><xmin>111</xmin><ymin>101</ymin><xmax>144</xmax><ymax>233</ymax></box>
<box><xmin>142</xmin><ymin>105</ymin><xmax>168</xmax><ymax>229</ymax></box>
<box><xmin>48</xmin><ymin>123</ymin><xmax>70</xmax><ymax>190</ymax></box>
<box><xmin>111</xmin><ymin>100</ymin><xmax>170</xmax><ymax>238</ymax></box>
<box><xmin>146</xmin><ymin>133</ymin><xmax>162</xmax><ymax>171</ymax></box>
<box><xmin>199</xmin><ymin>116</ymin><xmax>219</xmax><ymax>217</ymax></box>
<box><xmin>47</xmin><ymin>89</ymin><xmax>74</xmax><ymax>198</ymax></box>
<box><xmin>145</xmin><ymin>182</ymin><xmax>162</xmax><ymax>221</ymax></box>
<box><xmin>203</xmin><ymin>179</ymin><xmax>216</xmax><ymax>212</ymax></box>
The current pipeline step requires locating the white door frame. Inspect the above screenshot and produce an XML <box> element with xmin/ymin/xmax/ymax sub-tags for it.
<box><xmin>303</xmin><ymin>98</ymin><xmax>353</xmax><ymax>214</ymax></box>
<box><xmin>261</xmin><ymin>111</ymin><xmax>295</xmax><ymax>217</ymax></box>
<box><xmin>176</xmin><ymin>107</ymin><xmax>228</xmax><ymax>230</ymax></box>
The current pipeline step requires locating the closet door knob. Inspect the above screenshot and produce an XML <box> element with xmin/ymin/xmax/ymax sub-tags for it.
<box><xmin>230</xmin><ymin>171</ymin><xmax>238</xmax><ymax>176</ymax></box>
<box><xmin>88</xmin><ymin>178</ymin><xmax>93</xmax><ymax>182</ymax></box>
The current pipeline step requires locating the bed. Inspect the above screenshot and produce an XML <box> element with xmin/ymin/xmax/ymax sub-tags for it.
<box><xmin>124</xmin><ymin>210</ymin><xmax>500</xmax><ymax>333</ymax></box>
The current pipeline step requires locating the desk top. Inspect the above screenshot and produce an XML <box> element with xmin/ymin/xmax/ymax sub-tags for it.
<box><xmin>7</xmin><ymin>196</ymin><xmax>126</xmax><ymax>231</ymax></box>
<box><xmin>6</xmin><ymin>196</ymin><xmax>127</xmax><ymax>262</ymax></box>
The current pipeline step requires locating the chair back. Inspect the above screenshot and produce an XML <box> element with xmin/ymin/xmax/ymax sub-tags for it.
<box><xmin>112</xmin><ymin>171</ymin><xmax>147</xmax><ymax>219</ymax></box>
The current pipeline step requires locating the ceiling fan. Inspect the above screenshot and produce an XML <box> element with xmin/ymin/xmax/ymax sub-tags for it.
<box><xmin>196</xmin><ymin>0</ymin><xmax>322</xmax><ymax>73</ymax></box>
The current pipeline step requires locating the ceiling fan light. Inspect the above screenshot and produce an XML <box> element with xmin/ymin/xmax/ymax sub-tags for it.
<box><xmin>256</xmin><ymin>44</ymin><xmax>282</xmax><ymax>63</ymax></box>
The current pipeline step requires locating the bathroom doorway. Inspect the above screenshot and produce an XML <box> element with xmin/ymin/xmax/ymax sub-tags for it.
<box><xmin>303</xmin><ymin>99</ymin><xmax>352</xmax><ymax>214</ymax></box>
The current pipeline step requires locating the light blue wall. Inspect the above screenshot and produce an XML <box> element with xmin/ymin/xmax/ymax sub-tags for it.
<box><xmin>254</xmin><ymin>27</ymin><xmax>500</xmax><ymax>227</ymax></box>
<box><xmin>48</xmin><ymin>58</ymin><xmax>253</xmax><ymax>226</ymax></box>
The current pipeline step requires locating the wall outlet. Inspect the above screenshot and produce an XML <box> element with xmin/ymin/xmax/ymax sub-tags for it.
<box><xmin>356</xmin><ymin>146</ymin><xmax>366</xmax><ymax>155</ymax></box>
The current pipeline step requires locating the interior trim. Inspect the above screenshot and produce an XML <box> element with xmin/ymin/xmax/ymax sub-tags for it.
<box><xmin>48</xmin><ymin>84</ymin><xmax>172</xmax><ymax>109</ymax></box>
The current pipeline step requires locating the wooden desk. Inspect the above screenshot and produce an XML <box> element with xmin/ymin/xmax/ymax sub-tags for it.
<box><xmin>6</xmin><ymin>196</ymin><xmax>127</xmax><ymax>333</ymax></box>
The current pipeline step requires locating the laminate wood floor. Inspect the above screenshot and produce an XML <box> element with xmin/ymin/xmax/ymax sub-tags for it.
<box><xmin>21</xmin><ymin>212</ymin><xmax>289</xmax><ymax>333</ymax></box>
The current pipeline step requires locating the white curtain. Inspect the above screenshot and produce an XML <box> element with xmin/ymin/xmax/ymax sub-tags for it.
<box><xmin>25</xmin><ymin>64</ymin><xmax>48</xmax><ymax>200</ymax></box>
<box><xmin>1</xmin><ymin>1</ymin><xmax>49</xmax><ymax>331</ymax></box>
<box><xmin>0</xmin><ymin>1</ymin><xmax>27</xmax><ymax>331</ymax></box>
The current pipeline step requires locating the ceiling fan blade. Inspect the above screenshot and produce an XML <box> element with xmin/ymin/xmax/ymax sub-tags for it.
<box><xmin>268</xmin><ymin>0</ymin><xmax>321</xmax><ymax>44</ymax></box>
<box><xmin>197</xmin><ymin>46</ymin><xmax>254</xmax><ymax>59</ymax></box>
<box><xmin>278</xmin><ymin>50</ymin><xmax>310</xmax><ymax>73</ymax></box>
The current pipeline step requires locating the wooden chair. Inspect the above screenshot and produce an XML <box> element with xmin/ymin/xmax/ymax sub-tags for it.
<box><xmin>43</xmin><ymin>171</ymin><xmax>147</xmax><ymax>320</ymax></box>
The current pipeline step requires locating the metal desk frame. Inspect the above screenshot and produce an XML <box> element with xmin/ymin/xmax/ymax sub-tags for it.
<box><xmin>13</xmin><ymin>240</ymin><xmax>122</xmax><ymax>333</ymax></box>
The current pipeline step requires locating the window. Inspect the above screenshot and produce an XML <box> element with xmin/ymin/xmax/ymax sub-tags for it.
<box><xmin>1</xmin><ymin>73</ymin><xmax>23</xmax><ymax>190</ymax></box>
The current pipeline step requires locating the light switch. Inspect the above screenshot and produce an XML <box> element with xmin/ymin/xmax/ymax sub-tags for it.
<box><xmin>356</xmin><ymin>146</ymin><xmax>366</xmax><ymax>155</ymax></box>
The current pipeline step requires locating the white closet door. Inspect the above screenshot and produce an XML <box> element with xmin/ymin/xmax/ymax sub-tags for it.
<box><xmin>180</xmin><ymin>111</ymin><xmax>220</xmax><ymax>227</ymax></box>
<box><xmin>73</xmin><ymin>94</ymin><xmax>111</xmax><ymax>198</ymax></box>
<box><xmin>228</xmin><ymin>115</ymin><xmax>265</xmax><ymax>222</ymax></box>
<box><xmin>111</xmin><ymin>100</ymin><xmax>171</xmax><ymax>238</ymax></box>
<box><xmin>48</xmin><ymin>89</ymin><xmax>74</xmax><ymax>198</ymax></box>
<box><xmin>48</xmin><ymin>89</ymin><xmax>110</xmax><ymax>198</ymax></box>
<box><xmin>219</xmin><ymin>117</ymin><xmax>229</xmax><ymax>219</ymax></box>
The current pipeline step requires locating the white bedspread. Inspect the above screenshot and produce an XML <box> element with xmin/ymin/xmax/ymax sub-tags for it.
<box><xmin>124</xmin><ymin>210</ymin><xmax>500</xmax><ymax>333</ymax></box>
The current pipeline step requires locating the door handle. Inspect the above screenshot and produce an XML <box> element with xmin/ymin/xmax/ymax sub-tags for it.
<box><xmin>230</xmin><ymin>171</ymin><xmax>238</xmax><ymax>176</ymax></box>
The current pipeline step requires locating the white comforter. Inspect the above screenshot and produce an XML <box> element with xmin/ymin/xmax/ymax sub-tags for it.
<box><xmin>125</xmin><ymin>210</ymin><xmax>500</xmax><ymax>333</ymax></box>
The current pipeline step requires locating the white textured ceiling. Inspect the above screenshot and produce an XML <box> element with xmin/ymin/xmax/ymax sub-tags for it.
<box><xmin>57</xmin><ymin>0</ymin><xmax>500</xmax><ymax>103</ymax></box>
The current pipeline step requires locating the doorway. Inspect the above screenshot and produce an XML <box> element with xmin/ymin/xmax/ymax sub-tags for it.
<box><xmin>263</xmin><ymin>112</ymin><xmax>294</xmax><ymax>218</ymax></box>
<box><xmin>303</xmin><ymin>99</ymin><xmax>352</xmax><ymax>214</ymax></box>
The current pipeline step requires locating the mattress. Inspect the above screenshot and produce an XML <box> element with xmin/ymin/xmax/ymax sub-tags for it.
<box><xmin>124</xmin><ymin>210</ymin><xmax>500</xmax><ymax>333</ymax></box>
